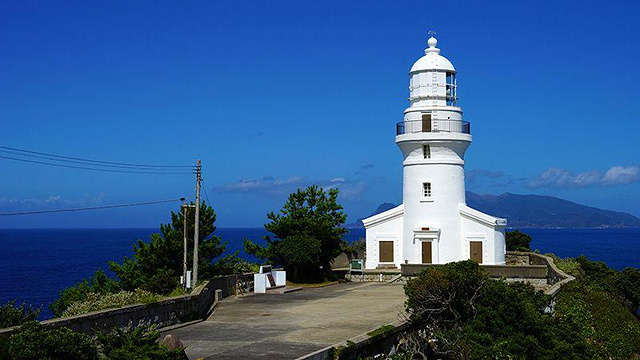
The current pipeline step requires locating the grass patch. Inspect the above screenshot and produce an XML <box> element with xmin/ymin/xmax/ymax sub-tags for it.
<box><xmin>367</xmin><ymin>324</ymin><xmax>396</xmax><ymax>337</ymax></box>
<box><xmin>60</xmin><ymin>289</ymin><xmax>160</xmax><ymax>317</ymax></box>
<box><xmin>286</xmin><ymin>280</ymin><xmax>341</xmax><ymax>288</ymax></box>
<box><xmin>545</xmin><ymin>253</ymin><xmax>581</xmax><ymax>277</ymax></box>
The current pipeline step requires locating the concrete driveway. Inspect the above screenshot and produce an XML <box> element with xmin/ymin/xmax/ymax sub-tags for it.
<box><xmin>170</xmin><ymin>282</ymin><xmax>406</xmax><ymax>360</ymax></box>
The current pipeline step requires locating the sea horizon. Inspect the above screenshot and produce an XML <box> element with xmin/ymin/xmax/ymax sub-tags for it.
<box><xmin>1</xmin><ymin>227</ymin><xmax>639</xmax><ymax>319</ymax></box>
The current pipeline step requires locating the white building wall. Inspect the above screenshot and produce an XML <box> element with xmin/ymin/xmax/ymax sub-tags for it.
<box><xmin>363</xmin><ymin>207</ymin><xmax>404</xmax><ymax>269</ymax></box>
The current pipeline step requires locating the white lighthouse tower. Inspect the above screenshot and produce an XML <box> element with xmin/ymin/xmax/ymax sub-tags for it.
<box><xmin>362</xmin><ymin>37</ymin><xmax>507</xmax><ymax>269</ymax></box>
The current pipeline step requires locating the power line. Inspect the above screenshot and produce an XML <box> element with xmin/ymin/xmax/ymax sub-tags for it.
<box><xmin>0</xmin><ymin>198</ymin><xmax>185</xmax><ymax>216</ymax></box>
<box><xmin>0</xmin><ymin>155</ymin><xmax>195</xmax><ymax>175</ymax></box>
<box><xmin>0</xmin><ymin>145</ymin><xmax>195</xmax><ymax>169</ymax></box>
<box><xmin>203</xmin><ymin>184</ymin><xmax>212</xmax><ymax>206</ymax></box>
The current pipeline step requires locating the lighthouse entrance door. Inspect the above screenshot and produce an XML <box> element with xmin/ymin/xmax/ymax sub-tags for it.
<box><xmin>421</xmin><ymin>241</ymin><xmax>432</xmax><ymax>264</ymax></box>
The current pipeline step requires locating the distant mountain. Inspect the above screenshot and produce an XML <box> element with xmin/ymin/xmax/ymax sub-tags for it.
<box><xmin>466</xmin><ymin>192</ymin><xmax>640</xmax><ymax>228</ymax></box>
<box><xmin>350</xmin><ymin>193</ymin><xmax>640</xmax><ymax>229</ymax></box>
<box><xmin>346</xmin><ymin>203</ymin><xmax>397</xmax><ymax>229</ymax></box>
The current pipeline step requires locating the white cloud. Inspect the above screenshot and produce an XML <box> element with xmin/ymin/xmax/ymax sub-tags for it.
<box><xmin>214</xmin><ymin>176</ymin><xmax>368</xmax><ymax>201</ymax></box>
<box><xmin>527</xmin><ymin>166</ymin><xmax>640</xmax><ymax>189</ymax></box>
<box><xmin>0</xmin><ymin>193</ymin><xmax>106</xmax><ymax>211</ymax></box>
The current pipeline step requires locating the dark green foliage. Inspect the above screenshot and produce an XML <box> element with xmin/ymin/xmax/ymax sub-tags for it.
<box><xmin>244</xmin><ymin>186</ymin><xmax>347</xmax><ymax>282</ymax></box>
<box><xmin>96</xmin><ymin>326</ymin><xmax>187</xmax><ymax>360</ymax></box>
<box><xmin>505</xmin><ymin>230</ymin><xmax>532</xmax><ymax>251</ymax></box>
<box><xmin>109</xmin><ymin>201</ymin><xmax>243</xmax><ymax>294</ymax></box>
<box><xmin>274</xmin><ymin>235</ymin><xmax>322</xmax><ymax>281</ymax></box>
<box><xmin>404</xmin><ymin>260</ymin><xmax>591</xmax><ymax>359</ymax></box>
<box><xmin>555</xmin><ymin>281</ymin><xmax>640</xmax><ymax>359</ymax></box>
<box><xmin>50</xmin><ymin>269</ymin><xmax>120</xmax><ymax>317</ymax></box>
<box><xmin>7</xmin><ymin>321</ymin><xmax>98</xmax><ymax>360</ymax></box>
<box><xmin>341</xmin><ymin>238</ymin><xmax>365</xmax><ymax>260</ymax></box>
<box><xmin>1</xmin><ymin>322</ymin><xmax>187</xmax><ymax>360</ymax></box>
<box><xmin>615</xmin><ymin>267</ymin><xmax>640</xmax><ymax>314</ymax></box>
<box><xmin>575</xmin><ymin>255</ymin><xmax>640</xmax><ymax>314</ymax></box>
<box><xmin>0</xmin><ymin>300</ymin><xmax>40</xmax><ymax>328</ymax></box>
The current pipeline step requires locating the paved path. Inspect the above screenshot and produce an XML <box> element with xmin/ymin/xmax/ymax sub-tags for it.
<box><xmin>170</xmin><ymin>282</ymin><xmax>406</xmax><ymax>360</ymax></box>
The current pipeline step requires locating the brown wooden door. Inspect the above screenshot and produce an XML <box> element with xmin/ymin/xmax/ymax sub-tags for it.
<box><xmin>470</xmin><ymin>241</ymin><xmax>483</xmax><ymax>263</ymax></box>
<box><xmin>422</xmin><ymin>114</ymin><xmax>432</xmax><ymax>132</ymax></box>
<box><xmin>421</xmin><ymin>241</ymin><xmax>432</xmax><ymax>264</ymax></box>
<box><xmin>379</xmin><ymin>241</ymin><xmax>394</xmax><ymax>263</ymax></box>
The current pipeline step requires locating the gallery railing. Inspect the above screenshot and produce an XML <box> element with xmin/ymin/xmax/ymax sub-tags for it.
<box><xmin>396</xmin><ymin>120</ymin><xmax>471</xmax><ymax>135</ymax></box>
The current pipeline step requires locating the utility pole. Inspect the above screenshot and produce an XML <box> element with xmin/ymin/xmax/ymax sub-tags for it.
<box><xmin>193</xmin><ymin>160</ymin><xmax>202</xmax><ymax>286</ymax></box>
<box><xmin>182</xmin><ymin>203</ymin><xmax>188</xmax><ymax>289</ymax></box>
<box><xmin>182</xmin><ymin>202</ymin><xmax>196</xmax><ymax>289</ymax></box>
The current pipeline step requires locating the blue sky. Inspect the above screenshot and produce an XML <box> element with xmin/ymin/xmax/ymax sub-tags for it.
<box><xmin>1</xmin><ymin>0</ymin><xmax>639</xmax><ymax>228</ymax></box>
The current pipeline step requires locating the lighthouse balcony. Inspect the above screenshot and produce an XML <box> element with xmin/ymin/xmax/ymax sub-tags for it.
<box><xmin>396</xmin><ymin>120</ymin><xmax>470</xmax><ymax>136</ymax></box>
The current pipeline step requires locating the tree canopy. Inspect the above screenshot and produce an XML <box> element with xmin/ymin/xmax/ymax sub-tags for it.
<box><xmin>109</xmin><ymin>201</ymin><xmax>247</xmax><ymax>294</ymax></box>
<box><xmin>244</xmin><ymin>185</ymin><xmax>347</xmax><ymax>282</ymax></box>
<box><xmin>506</xmin><ymin>230</ymin><xmax>532</xmax><ymax>252</ymax></box>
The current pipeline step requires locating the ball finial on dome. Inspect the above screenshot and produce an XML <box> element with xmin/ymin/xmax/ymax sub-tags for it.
<box><xmin>425</xmin><ymin>36</ymin><xmax>440</xmax><ymax>54</ymax></box>
<box><xmin>427</xmin><ymin>36</ymin><xmax>438</xmax><ymax>48</ymax></box>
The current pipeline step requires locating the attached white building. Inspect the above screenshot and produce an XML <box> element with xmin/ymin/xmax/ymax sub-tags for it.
<box><xmin>363</xmin><ymin>37</ymin><xmax>507</xmax><ymax>269</ymax></box>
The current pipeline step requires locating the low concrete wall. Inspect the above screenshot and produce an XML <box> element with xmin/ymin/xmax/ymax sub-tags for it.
<box><xmin>401</xmin><ymin>263</ymin><xmax>547</xmax><ymax>279</ymax></box>
<box><xmin>507</xmin><ymin>251</ymin><xmax>575</xmax><ymax>296</ymax></box>
<box><xmin>0</xmin><ymin>273</ymin><xmax>255</xmax><ymax>338</ymax></box>
<box><xmin>297</xmin><ymin>320</ymin><xmax>410</xmax><ymax>360</ymax></box>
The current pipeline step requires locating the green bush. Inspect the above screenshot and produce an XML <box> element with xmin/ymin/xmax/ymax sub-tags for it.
<box><xmin>109</xmin><ymin>201</ymin><xmax>243</xmax><ymax>294</ymax></box>
<box><xmin>555</xmin><ymin>281</ymin><xmax>640</xmax><ymax>359</ymax></box>
<box><xmin>545</xmin><ymin>253</ymin><xmax>581</xmax><ymax>277</ymax></box>
<box><xmin>244</xmin><ymin>185</ymin><xmax>347</xmax><ymax>282</ymax></box>
<box><xmin>615</xmin><ymin>267</ymin><xmax>640</xmax><ymax>313</ymax></box>
<box><xmin>505</xmin><ymin>230</ymin><xmax>532</xmax><ymax>252</ymax></box>
<box><xmin>2</xmin><ymin>322</ymin><xmax>187</xmax><ymax>360</ymax></box>
<box><xmin>96</xmin><ymin>326</ymin><xmax>187</xmax><ymax>360</ymax></box>
<box><xmin>274</xmin><ymin>234</ymin><xmax>322</xmax><ymax>281</ymax></box>
<box><xmin>7</xmin><ymin>321</ymin><xmax>98</xmax><ymax>360</ymax></box>
<box><xmin>404</xmin><ymin>260</ymin><xmax>590</xmax><ymax>359</ymax></box>
<box><xmin>50</xmin><ymin>269</ymin><xmax>120</xmax><ymax>317</ymax></box>
<box><xmin>61</xmin><ymin>289</ymin><xmax>160</xmax><ymax>317</ymax></box>
<box><xmin>0</xmin><ymin>300</ymin><xmax>40</xmax><ymax>328</ymax></box>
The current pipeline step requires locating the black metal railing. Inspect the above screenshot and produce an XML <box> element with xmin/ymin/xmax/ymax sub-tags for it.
<box><xmin>396</xmin><ymin>120</ymin><xmax>470</xmax><ymax>135</ymax></box>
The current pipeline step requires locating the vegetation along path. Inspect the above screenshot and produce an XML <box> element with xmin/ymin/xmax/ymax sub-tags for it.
<box><xmin>170</xmin><ymin>282</ymin><xmax>405</xmax><ymax>360</ymax></box>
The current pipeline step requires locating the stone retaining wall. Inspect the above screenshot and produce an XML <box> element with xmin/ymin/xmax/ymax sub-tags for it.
<box><xmin>507</xmin><ymin>251</ymin><xmax>575</xmax><ymax>296</ymax></box>
<box><xmin>0</xmin><ymin>273</ymin><xmax>255</xmax><ymax>338</ymax></box>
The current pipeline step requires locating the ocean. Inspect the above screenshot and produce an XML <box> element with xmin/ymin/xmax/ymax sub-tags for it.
<box><xmin>0</xmin><ymin>227</ymin><xmax>638</xmax><ymax>320</ymax></box>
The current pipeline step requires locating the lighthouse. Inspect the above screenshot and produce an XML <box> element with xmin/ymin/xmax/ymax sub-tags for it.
<box><xmin>362</xmin><ymin>37</ymin><xmax>507</xmax><ymax>269</ymax></box>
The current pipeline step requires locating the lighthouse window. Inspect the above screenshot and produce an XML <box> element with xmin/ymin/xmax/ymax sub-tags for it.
<box><xmin>446</xmin><ymin>72</ymin><xmax>457</xmax><ymax>106</ymax></box>
<box><xmin>423</xmin><ymin>182</ymin><xmax>432</xmax><ymax>197</ymax></box>
<box><xmin>423</xmin><ymin>145</ymin><xmax>431</xmax><ymax>159</ymax></box>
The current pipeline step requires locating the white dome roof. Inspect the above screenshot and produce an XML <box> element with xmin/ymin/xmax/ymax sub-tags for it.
<box><xmin>410</xmin><ymin>37</ymin><xmax>455</xmax><ymax>73</ymax></box>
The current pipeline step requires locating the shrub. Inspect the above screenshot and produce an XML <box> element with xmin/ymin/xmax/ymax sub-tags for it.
<box><xmin>96</xmin><ymin>326</ymin><xmax>187</xmax><ymax>360</ymax></box>
<box><xmin>3</xmin><ymin>322</ymin><xmax>187</xmax><ymax>360</ymax></box>
<box><xmin>8</xmin><ymin>321</ymin><xmax>98</xmax><ymax>360</ymax></box>
<box><xmin>505</xmin><ymin>230</ymin><xmax>532</xmax><ymax>251</ymax></box>
<box><xmin>545</xmin><ymin>253</ymin><xmax>581</xmax><ymax>277</ymax></box>
<box><xmin>244</xmin><ymin>186</ymin><xmax>347</xmax><ymax>282</ymax></box>
<box><xmin>50</xmin><ymin>269</ymin><xmax>120</xmax><ymax>317</ymax></box>
<box><xmin>404</xmin><ymin>260</ymin><xmax>590</xmax><ymax>359</ymax></box>
<box><xmin>109</xmin><ymin>201</ymin><xmax>243</xmax><ymax>294</ymax></box>
<box><xmin>555</xmin><ymin>281</ymin><xmax>640</xmax><ymax>359</ymax></box>
<box><xmin>615</xmin><ymin>267</ymin><xmax>640</xmax><ymax>314</ymax></box>
<box><xmin>61</xmin><ymin>289</ymin><xmax>160</xmax><ymax>317</ymax></box>
<box><xmin>0</xmin><ymin>300</ymin><xmax>40</xmax><ymax>328</ymax></box>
